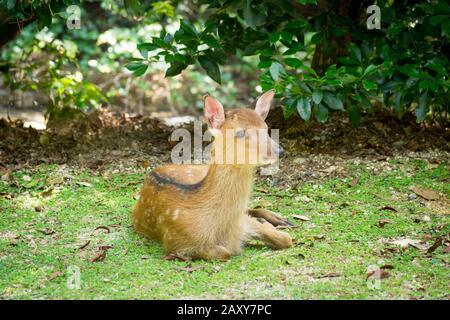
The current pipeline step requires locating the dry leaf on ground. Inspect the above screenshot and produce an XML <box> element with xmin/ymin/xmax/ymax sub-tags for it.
<box><xmin>292</xmin><ymin>214</ymin><xmax>311</xmax><ymax>221</ymax></box>
<box><xmin>411</xmin><ymin>187</ymin><xmax>439</xmax><ymax>200</ymax></box>
<box><xmin>367</xmin><ymin>269</ymin><xmax>391</xmax><ymax>280</ymax></box>
<box><xmin>377</xmin><ymin>219</ymin><xmax>392</xmax><ymax>228</ymax></box>
<box><xmin>386</xmin><ymin>238</ymin><xmax>429</xmax><ymax>250</ymax></box>
<box><xmin>48</xmin><ymin>271</ymin><xmax>62</xmax><ymax>281</ymax></box>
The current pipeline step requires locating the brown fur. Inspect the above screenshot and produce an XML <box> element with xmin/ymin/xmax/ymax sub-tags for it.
<box><xmin>132</xmin><ymin>99</ymin><xmax>293</xmax><ymax>260</ymax></box>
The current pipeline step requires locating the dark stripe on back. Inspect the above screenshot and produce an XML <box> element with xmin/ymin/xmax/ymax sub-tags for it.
<box><xmin>150</xmin><ymin>172</ymin><xmax>205</xmax><ymax>192</ymax></box>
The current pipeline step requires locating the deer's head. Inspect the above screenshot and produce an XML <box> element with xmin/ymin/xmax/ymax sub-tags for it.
<box><xmin>204</xmin><ymin>90</ymin><xmax>284</xmax><ymax>166</ymax></box>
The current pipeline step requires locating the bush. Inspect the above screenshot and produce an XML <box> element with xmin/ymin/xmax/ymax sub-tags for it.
<box><xmin>131</xmin><ymin>0</ymin><xmax>449</xmax><ymax>126</ymax></box>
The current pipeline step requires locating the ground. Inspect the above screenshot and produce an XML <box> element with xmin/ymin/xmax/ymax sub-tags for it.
<box><xmin>0</xmin><ymin>109</ymin><xmax>449</xmax><ymax>299</ymax></box>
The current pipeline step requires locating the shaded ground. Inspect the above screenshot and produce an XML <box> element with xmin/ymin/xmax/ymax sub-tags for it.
<box><xmin>0</xmin><ymin>108</ymin><xmax>449</xmax><ymax>299</ymax></box>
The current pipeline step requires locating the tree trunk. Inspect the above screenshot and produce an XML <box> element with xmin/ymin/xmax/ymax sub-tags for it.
<box><xmin>0</xmin><ymin>16</ymin><xmax>36</xmax><ymax>50</ymax></box>
<box><xmin>311</xmin><ymin>0</ymin><xmax>370</xmax><ymax>75</ymax></box>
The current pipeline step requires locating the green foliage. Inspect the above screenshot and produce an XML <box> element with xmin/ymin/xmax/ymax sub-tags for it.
<box><xmin>131</xmin><ymin>0</ymin><xmax>449</xmax><ymax>125</ymax></box>
<box><xmin>1</xmin><ymin>0</ymin><xmax>448</xmax><ymax>125</ymax></box>
<box><xmin>129</xmin><ymin>18</ymin><xmax>226</xmax><ymax>84</ymax></box>
<box><xmin>1</xmin><ymin>26</ymin><xmax>106</xmax><ymax>116</ymax></box>
<box><xmin>0</xmin><ymin>0</ymin><xmax>80</xmax><ymax>29</ymax></box>
<box><xmin>1</xmin><ymin>1</ymin><xmax>243</xmax><ymax>116</ymax></box>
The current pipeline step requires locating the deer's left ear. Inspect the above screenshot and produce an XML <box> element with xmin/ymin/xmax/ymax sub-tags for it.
<box><xmin>255</xmin><ymin>90</ymin><xmax>275</xmax><ymax>120</ymax></box>
<box><xmin>204</xmin><ymin>95</ymin><xmax>225</xmax><ymax>129</ymax></box>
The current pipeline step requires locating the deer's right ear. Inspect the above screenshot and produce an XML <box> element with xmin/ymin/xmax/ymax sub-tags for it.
<box><xmin>255</xmin><ymin>89</ymin><xmax>275</xmax><ymax>120</ymax></box>
<box><xmin>204</xmin><ymin>95</ymin><xmax>225</xmax><ymax>129</ymax></box>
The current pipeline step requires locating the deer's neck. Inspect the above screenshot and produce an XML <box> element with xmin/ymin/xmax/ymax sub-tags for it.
<box><xmin>200</xmin><ymin>164</ymin><xmax>254</xmax><ymax>214</ymax></box>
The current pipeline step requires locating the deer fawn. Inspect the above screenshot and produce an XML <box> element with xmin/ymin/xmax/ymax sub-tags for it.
<box><xmin>132</xmin><ymin>90</ymin><xmax>294</xmax><ymax>260</ymax></box>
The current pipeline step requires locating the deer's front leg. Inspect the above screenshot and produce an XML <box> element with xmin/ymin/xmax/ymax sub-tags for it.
<box><xmin>245</xmin><ymin>216</ymin><xmax>293</xmax><ymax>249</ymax></box>
<box><xmin>247</xmin><ymin>208</ymin><xmax>296</xmax><ymax>227</ymax></box>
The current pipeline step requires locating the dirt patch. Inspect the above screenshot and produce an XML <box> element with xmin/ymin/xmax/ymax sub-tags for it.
<box><xmin>1</xmin><ymin>107</ymin><xmax>449</xmax><ymax>187</ymax></box>
<box><xmin>266</xmin><ymin>106</ymin><xmax>450</xmax><ymax>157</ymax></box>
<box><xmin>0</xmin><ymin>109</ymin><xmax>172</xmax><ymax>169</ymax></box>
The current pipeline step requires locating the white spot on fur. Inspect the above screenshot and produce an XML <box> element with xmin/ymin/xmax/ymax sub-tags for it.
<box><xmin>172</xmin><ymin>209</ymin><xmax>180</xmax><ymax>221</ymax></box>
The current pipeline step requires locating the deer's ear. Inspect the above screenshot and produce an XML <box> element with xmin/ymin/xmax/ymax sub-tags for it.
<box><xmin>204</xmin><ymin>95</ymin><xmax>225</xmax><ymax>129</ymax></box>
<box><xmin>255</xmin><ymin>90</ymin><xmax>275</xmax><ymax>120</ymax></box>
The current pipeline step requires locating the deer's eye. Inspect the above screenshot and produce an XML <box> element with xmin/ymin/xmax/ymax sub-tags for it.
<box><xmin>235</xmin><ymin>130</ymin><xmax>245</xmax><ymax>138</ymax></box>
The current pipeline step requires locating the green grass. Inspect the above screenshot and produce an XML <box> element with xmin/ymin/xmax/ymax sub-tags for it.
<box><xmin>0</xmin><ymin>160</ymin><xmax>449</xmax><ymax>299</ymax></box>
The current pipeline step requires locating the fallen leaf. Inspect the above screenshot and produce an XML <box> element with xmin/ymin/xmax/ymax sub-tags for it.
<box><xmin>98</xmin><ymin>245</ymin><xmax>113</xmax><ymax>251</ymax></box>
<box><xmin>38</xmin><ymin>229</ymin><xmax>55</xmax><ymax>235</ymax></box>
<box><xmin>140</xmin><ymin>160</ymin><xmax>150</xmax><ymax>168</ymax></box>
<box><xmin>89</xmin><ymin>250</ymin><xmax>106</xmax><ymax>263</ymax></box>
<box><xmin>323</xmin><ymin>166</ymin><xmax>337</xmax><ymax>174</ymax></box>
<box><xmin>313</xmin><ymin>234</ymin><xmax>325</xmax><ymax>240</ymax></box>
<box><xmin>48</xmin><ymin>271</ymin><xmax>62</xmax><ymax>281</ymax></box>
<box><xmin>93</xmin><ymin>226</ymin><xmax>110</xmax><ymax>234</ymax></box>
<box><xmin>406</xmin><ymin>139</ymin><xmax>419</xmax><ymax>151</ymax></box>
<box><xmin>377</xmin><ymin>219</ymin><xmax>392</xmax><ymax>228</ymax></box>
<box><xmin>278</xmin><ymin>274</ymin><xmax>287</xmax><ymax>281</ymax></box>
<box><xmin>348</xmin><ymin>178</ymin><xmax>359</xmax><ymax>187</ymax></box>
<box><xmin>40</xmin><ymin>188</ymin><xmax>54</xmax><ymax>197</ymax></box>
<box><xmin>0</xmin><ymin>192</ymin><xmax>13</xmax><ymax>199</ymax></box>
<box><xmin>0</xmin><ymin>165</ymin><xmax>8</xmax><ymax>174</ymax></box>
<box><xmin>423</xmin><ymin>234</ymin><xmax>433</xmax><ymax>240</ymax></box>
<box><xmin>291</xmin><ymin>214</ymin><xmax>311</xmax><ymax>221</ymax></box>
<box><xmin>409</xmin><ymin>241</ymin><xmax>432</xmax><ymax>251</ymax></box>
<box><xmin>366</xmin><ymin>269</ymin><xmax>390</xmax><ymax>280</ymax></box>
<box><xmin>296</xmin><ymin>253</ymin><xmax>306</xmax><ymax>259</ymax></box>
<box><xmin>255</xmin><ymin>187</ymin><xmax>269</xmax><ymax>193</ymax></box>
<box><xmin>78</xmin><ymin>240</ymin><xmax>91</xmax><ymax>250</ymax></box>
<box><xmin>315</xmin><ymin>272</ymin><xmax>341</xmax><ymax>279</ymax></box>
<box><xmin>379</xmin><ymin>206</ymin><xmax>397</xmax><ymax>212</ymax></box>
<box><xmin>443</xmin><ymin>246</ymin><xmax>450</xmax><ymax>254</ymax></box>
<box><xmin>411</xmin><ymin>187</ymin><xmax>439</xmax><ymax>200</ymax></box>
<box><xmin>387</xmin><ymin>238</ymin><xmax>428</xmax><ymax>250</ymax></box>
<box><xmin>380</xmin><ymin>247</ymin><xmax>400</xmax><ymax>256</ymax></box>
<box><xmin>76</xmin><ymin>181</ymin><xmax>92</xmax><ymax>188</ymax></box>
<box><xmin>380</xmin><ymin>264</ymin><xmax>394</xmax><ymax>270</ymax></box>
<box><xmin>122</xmin><ymin>180</ymin><xmax>141</xmax><ymax>187</ymax></box>
<box><xmin>87</xmin><ymin>160</ymin><xmax>105</xmax><ymax>170</ymax></box>
<box><xmin>1</xmin><ymin>170</ymin><xmax>12</xmax><ymax>183</ymax></box>
<box><xmin>35</xmin><ymin>205</ymin><xmax>44</xmax><ymax>212</ymax></box>
<box><xmin>426</xmin><ymin>237</ymin><xmax>443</xmax><ymax>254</ymax></box>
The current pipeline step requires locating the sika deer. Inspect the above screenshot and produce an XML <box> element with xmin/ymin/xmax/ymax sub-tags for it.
<box><xmin>132</xmin><ymin>90</ymin><xmax>293</xmax><ymax>260</ymax></box>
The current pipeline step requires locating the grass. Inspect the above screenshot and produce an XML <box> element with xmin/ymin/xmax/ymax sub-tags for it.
<box><xmin>0</xmin><ymin>159</ymin><xmax>449</xmax><ymax>299</ymax></box>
